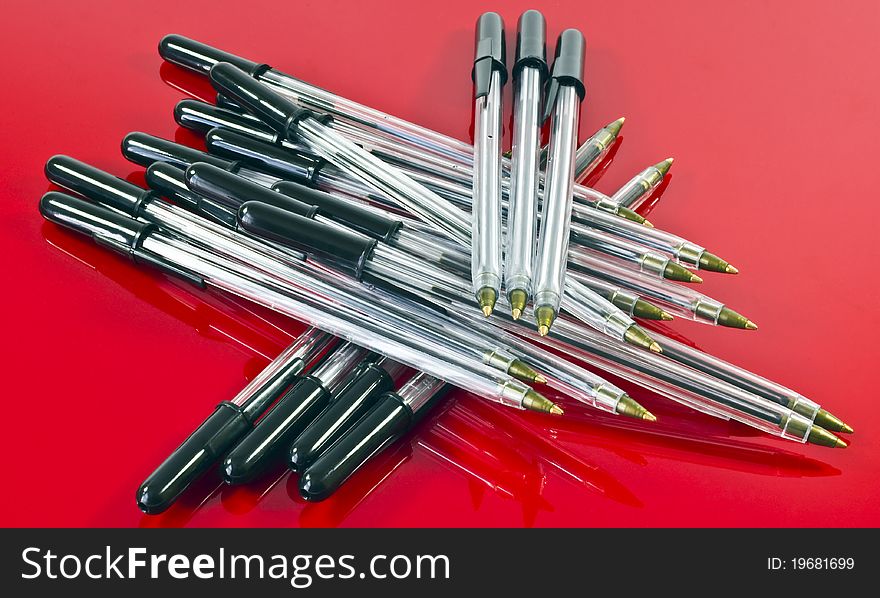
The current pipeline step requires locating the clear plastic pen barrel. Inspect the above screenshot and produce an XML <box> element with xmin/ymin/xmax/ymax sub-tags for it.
<box><xmin>505</xmin><ymin>65</ymin><xmax>543</xmax><ymax>300</ymax></box>
<box><xmin>296</xmin><ymin>117</ymin><xmax>471</xmax><ymax>246</ymax></box>
<box><xmin>535</xmin><ymin>319</ymin><xmax>816</xmax><ymax>442</ymax></box>
<box><xmin>141</xmin><ymin>232</ymin><xmax>533</xmax><ymax>410</ymax></box>
<box><xmin>471</xmin><ymin>69</ymin><xmax>504</xmax><ymax>304</ymax></box>
<box><xmin>533</xmin><ymin>84</ymin><xmax>580</xmax><ymax>325</ymax></box>
<box><xmin>228</xmin><ymin>327</ymin><xmax>334</xmax><ymax>412</ymax></box>
<box><xmin>567</xmin><ymin>249</ymin><xmax>724</xmax><ymax>323</ymax></box>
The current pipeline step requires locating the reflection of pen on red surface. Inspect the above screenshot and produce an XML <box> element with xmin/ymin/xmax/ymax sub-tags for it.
<box><xmin>540</xmin><ymin>413</ymin><xmax>840</xmax><ymax>479</ymax></box>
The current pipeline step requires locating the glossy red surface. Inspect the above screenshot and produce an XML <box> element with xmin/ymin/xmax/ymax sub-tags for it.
<box><xmin>2</xmin><ymin>0</ymin><xmax>879</xmax><ymax>527</ymax></box>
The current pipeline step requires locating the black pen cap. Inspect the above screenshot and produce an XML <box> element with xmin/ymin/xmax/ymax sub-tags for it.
<box><xmin>272</xmin><ymin>180</ymin><xmax>402</xmax><ymax>242</ymax></box>
<box><xmin>210</xmin><ymin>63</ymin><xmax>313</xmax><ymax>138</ymax></box>
<box><xmin>137</xmin><ymin>402</ymin><xmax>252</xmax><ymax>514</ymax></box>
<box><xmin>513</xmin><ymin>10</ymin><xmax>548</xmax><ymax>80</ymax></box>
<box><xmin>159</xmin><ymin>34</ymin><xmax>268</xmax><ymax>77</ymax></box>
<box><xmin>174</xmin><ymin>99</ymin><xmax>279</xmax><ymax>144</ymax></box>
<box><xmin>238</xmin><ymin>201</ymin><xmax>377</xmax><ymax>279</ymax></box>
<box><xmin>544</xmin><ymin>29</ymin><xmax>586</xmax><ymax>120</ymax></box>
<box><xmin>288</xmin><ymin>360</ymin><xmax>394</xmax><ymax>472</ymax></box>
<box><xmin>222</xmin><ymin>376</ymin><xmax>332</xmax><ymax>485</ymax></box>
<box><xmin>122</xmin><ymin>132</ymin><xmax>232</xmax><ymax>170</ymax></box>
<box><xmin>472</xmin><ymin>12</ymin><xmax>508</xmax><ymax>98</ymax></box>
<box><xmin>205</xmin><ymin>128</ymin><xmax>322</xmax><ymax>185</ymax></box>
<box><xmin>299</xmin><ymin>392</ymin><xmax>412</xmax><ymax>501</ymax></box>
<box><xmin>45</xmin><ymin>155</ymin><xmax>154</xmax><ymax>217</ymax></box>
<box><xmin>39</xmin><ymin>192</ymin><xmax>205</xmax><ymax>288</ymax></box>
<box><xmin>145</xmin><ymin>162</ymin><xmax>238</xmax><ymax>228</ymax></box>
<box><xmin>184</xmin><ymin>162</ymin><xmax>317</xmax><ymax>217</ymax></box>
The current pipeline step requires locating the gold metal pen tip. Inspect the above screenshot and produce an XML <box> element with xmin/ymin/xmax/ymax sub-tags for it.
<box><xmin>745</xmin><ymin>320</ymin><xmax>758</xmax><ymax>330</ymax></box>
<box><xmin>535</xmin><ymin>306</ymin><xmax>556</xmax><ymax>336</ymax></box>
<box><xmin>477</xmin><ymin>286</ymin><xmax>497</xmax><ymax>317</ymax></box>
<box><xmin>660</xmin><ymin>311</ymin><xmax>674</xmax><ymax>321</ymax></box>
<box><xmin>624</xmin><ymin>325</ymin><xmax>661</xmax><ymax>352</ymax></box>
<box><xmin>698</xmin><ymin>251</ymin><xmax>735</xmax><ymax>274</ymax></box>
<box><xmin>807</xmin><ymin>425</ymin><xmax>848</xmax><ymax>448</ymax></box>
<box><xmin>605</xmin><ymin>117</ymin><xmax>626</xmax><ymax>137</ymax></box>
<box><xmin>508</xmin><ymin>360</ymin><xmax>547</xmax><ymax>385</ymax></box>
<box><xmin>616</xmin><ymin>394</ymin><xmax>654</xmax><ymax>420</ymax></box>
<box><xmin>508</xmin><ymin>289</ymin><xmax>528</xmax><ymax>321</ymax></box>
<box><xmin>522</xmin><ymin>389</ymin><xmax>559</xmax><ymax>415</ymax></box>
<box><xmin>655</xmin><ymin>157</ymin><xmax>674</xmax><ymax>177</ymax></box>
<box><xmin>690</xmin><ymin>272</ymin><xmax>704</xmax><ymax>283</ymax></box>
<box><xmin>814</xmin><ymin>409</ymin><xmax>853</xmax><ymax>434</ymax></box>
<box><xmin>725</xmin><ymin>264</ymin><xmax>739</xmax><ymax>274</ymax></box>
<box><xmin>618</xmin><ymin>207</ymin><xmax>648</xmax><ymax>224</ymax></box>
<box><xmin>643</xmin><ymin>219</ymin><xmax>655</xmax><ymax>228</ymax></box>
<box><xmin>663</xmin><ymin>262</ymin><xmax>702</xmax><ymax>283</ymax></box>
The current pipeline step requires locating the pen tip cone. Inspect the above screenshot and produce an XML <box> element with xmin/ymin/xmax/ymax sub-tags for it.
<box><xmin>511</xmin><ymin>308</ymin><xmax>522</xmax><ymax>320</ymax></box>
<box><xmin>538</xmin><ymin>325</ymin><xmax>549</xmax><ymax>337</ymax></box>
<box><xmin>660</xmin><ymin>311</ymin><xmax>674</xmax><ymax>321</ymax></box>
<box><xmin>690</xmin><ymin>273</ymin><xmax>704</xmax><ymax>284</ymax></box>
<box><xmin>725</xmin><ymin>264</ymin><xmax>739</xmax><ymax>274</ymax></box>
<box><xmin>654</xmin><ymin>158</ymin><xmax>674</xmax><ymax>177</ymax></box>
<box><xmin>616</xmin><ymin>394</ymin><xmax>654</xmax><ymax>421</ymax></box>
<box><xmin>835</xmin><ymin>437</ymin><xmax>849</xmax><ymax>448</ymax></box>
<box><xmin>477</xmin><ymin>286</ymin><xmax>497</xmax><ymax>317</ymax></box>
<box><xmin>745</xmin><ymin>320</ymin><xmax>758</xmax><ymax>330</ymax></box>
<box><xmin>842</xmin><ymin>423</ymin><xmax>855</xmax><ymax>434</ymax></box>
<box><xmin>807</xmin><ymin>425</ymin><xmax>848</xmax><ymax>448</ymax></box>
<box><xmin>605</xmin><ymin>117</ymin><xmax>626</xmax><ymax>138</ymax></box>
<box><xmin>643</xmin><ymin>219</ymin><xmax>655</xmax><ymax>228</ymax></box>
<box><xmin>814</xmin><ymin>409</ymin><xmax>853</xmax><ymax>434</ymax></box>
<box><xmin>549</xmin><ymin>404</ymin><xmax>564</xmax><ymax>416</ymax></box>
<box><xmin>649</xmin><ymin>342</ymin><xmax>663</xmax><ymax>354</ymax></box>
<box><xmin>642</xmin><ymin>411</ymin><xmax>658</xmax><ymax>422</ymax></box>
<box><xmin>534</xmin><ymin>373</ymin><xmax>548</xmax><ymax>384</ymax></box>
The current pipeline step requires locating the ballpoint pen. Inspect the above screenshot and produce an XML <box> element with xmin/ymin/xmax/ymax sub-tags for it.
<box><xmin>470</xmin><ymin>12</ymin><xmax>507</xmax><ymax>316</ymax></box>
<box><xmin>40</xmin><ymin>192</ymin><xmax>556</xmax><ymax>415</ymax></box>
<box><xmin>563</xmin><ymin>271</ymin><xmax>673</xmax><ymax>321</ymax></box>
<box><xmin>156</xmin><ymin>161</ymin><xmax>648</xmax><ymax>420</ymax></box>
<box><xmin>505</xmin><ymin>11</ymin><xmax>546</xmax><ymax>320</ymax></box>
<box><xmin>209</xmin><ymin>62</ymin><xmax>473</xmax><ymax>247</ymax></box>
<box><xmin>112</xmin><ymin>148</ymin><xmax>647</xmax><ymax>419</ymax></box>
<box><xmin>160</xmin><ymin>35</ymin><xmax>649</xmax><ymax>226</ymax></box>
<box><xmin>520</xmin><ymin>316</ymin><xmax>846</xmax><ymax>448</ymax></box>
<box><xmin>168</xmin><ymin>104</ymin><xmax>705</xmax><ymax>284</ymax></box>
<box><xmin>599</xmin><ymin>158</ymin><xmax>675</xmax><ymax>213</ymax></box>
<box><xmin>132</xmin><ymin>324</ymin><xmax>335</xmax><ymax>514</ymax></box>
<box><xmin>46</xmin><ymin>156</ymin><xmax>550</xmax><ymax>391</ymax></box>
<box><xmin>534</xmin><ymin>30</ymin><xmax>585</xmax><ymax>335</ymax></box>
<box><xmin>650</xmin><ymin>331</ymin><xmax>850</xmax><ymax>433</ymax></box>
<box><xmin>573</xmin><ymin>118</ymin><xmax>626</xmax><ymax>184</ymax></box>
<box><xmin>221</xmin><ymin>341</ymin><xmax>367</xmax><ymax>485</ymax></box>
<box><xmin>568</xmin><ymin>251</ymin><xmax>756</xmax><ymax>328</ymax></box>
<box><xmin>289</xmin><ymin>357</ymin><xmax>407</xmax><ymax>471</ymax></box>
<box><xmin>236</xmin><ymin>200</ymin><xmax>647</xmax><ymax>415</ymax></box>
<box><xmin>568</xmin><ymin>226</ymin><xmax>703</xmax><ymax>283</ymax></box>
<box><xmin>125</xmin><ymin>131</ymin><xmax>660</xmax><ymax>347</ymax></box>
<box><xmin>300</xmin><ymin>372</ymin><xmax>451</xmax><ymax>501</ymax></box>
<box><xmin>356</xmin><ymin>250</ymin><xmax>848</xmax><ymax>440</ymax></box>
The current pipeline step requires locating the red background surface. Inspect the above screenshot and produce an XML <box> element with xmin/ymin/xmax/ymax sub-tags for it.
<box><xmin>2</xmin><ymin>0</ymin><xmax>878</xmax><ymax>527</ymax></box>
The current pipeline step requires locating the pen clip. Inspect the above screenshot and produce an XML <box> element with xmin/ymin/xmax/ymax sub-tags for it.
<box><xmin>472</xmin><ymin>12</ymin><xmax>508</xmax><ymax>99</ymax></box>
<box><xmin>542</xmin><ymin>29</ymin><xmax>587</xmax><ymax>123</ymax></box>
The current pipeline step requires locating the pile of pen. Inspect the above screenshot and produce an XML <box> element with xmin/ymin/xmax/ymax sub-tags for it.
<box><xmin>38</xmin><ymin>10</ymin><xmax>852</xmax><ymax>514</ymax></box>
